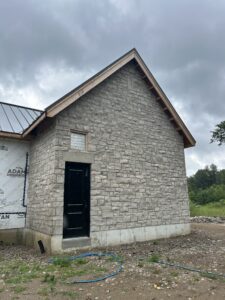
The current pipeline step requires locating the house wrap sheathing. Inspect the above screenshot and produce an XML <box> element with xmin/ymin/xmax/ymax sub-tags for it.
<box><xmin>0</xmin><ymin>49</ymin><xmax>195</xmax><ymax>252</ymax></box>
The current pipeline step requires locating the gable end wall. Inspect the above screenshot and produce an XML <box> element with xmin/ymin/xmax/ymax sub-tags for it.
<box><xmin>55</xmin><ymin>62</ymin><xmax>189</xmax><ymax>235</ymax></box>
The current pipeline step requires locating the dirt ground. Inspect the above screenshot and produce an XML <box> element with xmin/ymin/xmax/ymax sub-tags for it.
<box><xmin>1</xmin><ymin>223</ymin><xmax>225</xmax><ymax>300</ymax></box>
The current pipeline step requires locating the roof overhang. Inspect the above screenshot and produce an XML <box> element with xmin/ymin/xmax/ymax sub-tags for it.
<box><xmin>21</xmin><ymin>48</ymin><xmax>195</xmax><ymax>148</ymax></box>
<box><xmin>0</xmin><ymin>131</ymin><xmax>24</xmax><ymax>139</ymax></box>
<box><xmin>22</xmin><ymin>112</ymin><xmax>46</xmax><ymax>137</ymax></box>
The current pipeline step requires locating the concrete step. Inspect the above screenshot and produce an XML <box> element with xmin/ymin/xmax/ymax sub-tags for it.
<box><xmin>62</xmin><ymin>237</ymin><xmax>91</xmax><ymax>249</ymax></box>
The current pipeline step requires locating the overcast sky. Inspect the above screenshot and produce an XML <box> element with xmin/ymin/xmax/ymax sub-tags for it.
<box><xmin>1</xmin><ymin>0</ymin><xmax>225</xmax><ymax>175</ymax></box>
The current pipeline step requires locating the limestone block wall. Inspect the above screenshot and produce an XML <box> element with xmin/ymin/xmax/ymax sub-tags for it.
<box><xmin>50</xmin><ymin>61</ymin><xmax>190</xmax><ymax>237</ymax></box>
<box><xmin>26</xmin><ymin>119</ymin><xmax>58</xmax><ymax>235</ymax></box>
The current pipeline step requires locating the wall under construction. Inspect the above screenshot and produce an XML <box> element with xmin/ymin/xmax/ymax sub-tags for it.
<box><xmin>0</xmin><ymin>138</ymin><xmax>29</xmax><ymax>232</ymax></box>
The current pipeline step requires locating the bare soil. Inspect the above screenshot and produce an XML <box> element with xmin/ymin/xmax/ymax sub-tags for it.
<box><xmin>1</xmin><ymin>223</ymin><xmax>225</xmax><ymax>300</ymax></box>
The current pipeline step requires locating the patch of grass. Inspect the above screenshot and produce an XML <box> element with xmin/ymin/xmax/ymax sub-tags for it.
<box><xmin>42</xmin><ymin>273</ymin><xmax>57</xmax><ymax>285</ymax></box>
<box><xmin>11</xmin><ymin>285</ymin><xmax>27</xmax><ymax>294</ymax></box>
<box><xmin>148</xmin><ymin>254</ymin><xmax>160</xmax><ymax>263</ymax></box>
<box><xmin>106</xmin><ymin>256</ymin><xmax>114</xmax><ymax>262</ymax></box>
<box><xmin>190</xmin><ymin>200</ymin><xmax>225</xmax><ymax>217</ymax></box>
<box><xmin>74</xmin><ymin>258</ymin><xmax>88</xmax><ymax>265</ymax></box>
<box><xmin>6</xmin><ymin>277</ymin><xmax>22</xmax><ymax>284</ymax></box>
<box><xmin>38</xmin><ymin>287</ymin><xmax>52</xmax><ymax>297</ymax></box>
<box><xmin>58</xmin><ymin>267</ymin><xmax>87</xmax><ymax>282</ymax></box>
<box><xmin>193</xmin><ymin>275</ymin><xmax>200</xmax><ymax>282</ymax></box>
<box><xmin>170</xmin><ymin>271</ymin><xmax>179</xmax><ymax>277</ymax></box>
<box><xmin>51</xmin><ymin>257</ymin><xmax>72</xmax><ymax>268</ymax></box>
<box><xmin>115</xmin><ymin>255</ymin><xmax>123</xmax><ymax>263</ymax></box>
<box><xmin>60</xmin><ymin>264</ymin><xmax>108</xmax><ymax>282</ymax></box>
<box><xmin>4</xmin><ymin>261</ymin><xmax>41</xmax><ymax>284</ymax></box>
<box><xmin>137</xmin><ymin>261</ymin><xmax>144</xmax><ymax>268</ymax></box>
<box><xmin>106</xmin><ymin>255</ymin><xmax>123</xmax><ymax>263</ymax></box>
<box><xmin>2</xmin><ymin>254</ymin><xmax>118</xmax><ymax>290</ymax></box>
<box><xmin>200</xmin><ymin>272</ymin><xmax>218</xmax><ymax>280</ymax></box>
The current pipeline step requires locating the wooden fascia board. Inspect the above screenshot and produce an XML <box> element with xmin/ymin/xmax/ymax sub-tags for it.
<box><xmin>133</xmin><ymin>53</ymin><xmax>196</xmax><ymax>147</ymax></box>
<box><xmin>22</xmin><ymin>112</ymin><xmax>46</xmax><ymax>137</ymax></box>
<box><xmin>20</xmin><ymin>48</ymin><xmax>195</xmax><ymax>148</ymax></box>
<box><xmin>46</xmin><ymin>51</ymin><xmax>136</xmax><ymax>117</ymax></box>
<box><xmin>0</xmin><ymin>131</ymin><xmax>23</xmax><ymax>139</ymax></box>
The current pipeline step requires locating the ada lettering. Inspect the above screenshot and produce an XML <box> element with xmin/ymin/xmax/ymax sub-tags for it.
<box><xmin>7</xmin><ymin>167</ymin><xmax>25</xmax><ymax>177</ymax></box>
<box><xmin>1</xmin><ymin>214</ymin><xmax>10</xmax><ymax>219</ymax></box>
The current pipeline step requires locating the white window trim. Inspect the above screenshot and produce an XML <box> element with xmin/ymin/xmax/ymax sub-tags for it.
<box><xmin>70</xmin><ymin>130</ymin><xmax>88</xmax><ymax>152</ymax></box>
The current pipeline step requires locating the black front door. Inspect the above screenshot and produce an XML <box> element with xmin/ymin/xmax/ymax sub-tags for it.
<box><xmin>63</xmin><ymin>162</ymin><xmax>90</xmax><ymax>238</ymax></box>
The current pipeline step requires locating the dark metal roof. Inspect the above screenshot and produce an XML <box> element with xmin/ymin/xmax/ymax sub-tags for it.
<box><xmin>0</xmin><ymin>101</ymin><xmax>43</xmax><ymax>134</ymax></box>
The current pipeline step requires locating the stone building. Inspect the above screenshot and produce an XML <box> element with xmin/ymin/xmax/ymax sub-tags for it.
<box><xmin>0</xmin><ymin>49</ymin><xmax>195</xmax><ymax>252</ymax></box>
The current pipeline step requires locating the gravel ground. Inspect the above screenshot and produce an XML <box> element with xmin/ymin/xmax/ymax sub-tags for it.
<box><xmin>1</xmin><ymin>223</ymin><xmax>225</xmax><ymax>300</ymax></box>
<box><xmin>191</xmin><ymin>216</ymin><xmax>225</xmax><ymax>223</ymax></box>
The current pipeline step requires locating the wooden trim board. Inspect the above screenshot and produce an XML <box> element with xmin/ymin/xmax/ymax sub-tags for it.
<box><xmin>21</xmin><ymin>48</ymin><xmax>195</xmax><ymax>148</ymax></box>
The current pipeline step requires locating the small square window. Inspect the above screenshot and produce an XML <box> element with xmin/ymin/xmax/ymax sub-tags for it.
<box><xmin>71</xmin><ymin>132</ymin><xmax>86</xmax><ymax>151</ymax></box>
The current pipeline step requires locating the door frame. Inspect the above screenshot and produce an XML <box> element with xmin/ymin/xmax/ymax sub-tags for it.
<box><xmin>63</xmin><ymin>161</ymin><xmax>91</xmax><ymax>239</ymax></box>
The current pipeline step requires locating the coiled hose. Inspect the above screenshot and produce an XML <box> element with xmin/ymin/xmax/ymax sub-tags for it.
<box><xmin>49</xmin><ymin>252</ymin><xmax>225</xmax><ymax>283</ymax></box>
<box><xmin>49</xmin><ymin>252</ymin><xmax>123</xmax><ymax>283</ymax></box>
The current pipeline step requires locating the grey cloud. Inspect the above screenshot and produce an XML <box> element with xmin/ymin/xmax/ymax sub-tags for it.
<box><xmin>0</xmin><ymin>0</ymin><xmax>225</xmax><ymax>174</ymax></box>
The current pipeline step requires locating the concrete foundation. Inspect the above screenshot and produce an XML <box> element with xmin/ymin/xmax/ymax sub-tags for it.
<box><xmin>14</xmin><ymin>223</ymin><xmax>190</xmax><ymax>253</ymax></box>
<box><xmin>91</xmin><ymin>223</ymin><xmax>190</xmax><ymax>247</ymax></box>
<box><xmin>23</xmin><ymin>228</ymin><xmax>53</xmax><ymax>253</ymax></box>
<box><xmin>0</xmin><ymin>228</ymin><xmax>23</xmax><ymax>245</ymax></box>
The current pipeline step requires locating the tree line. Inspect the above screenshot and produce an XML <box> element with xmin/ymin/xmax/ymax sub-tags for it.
<box><xmin>188</xmin><ymin>164</ymin><xmax>225</xmax><ymax>205</ymax></box>
<box><xmin>187</xmin><ymin>120</ymin><xmax>225</xmax><ymax>205</ymax></box>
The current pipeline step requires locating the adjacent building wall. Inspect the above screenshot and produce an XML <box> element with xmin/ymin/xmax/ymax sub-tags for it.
<box><xmin>0</xmin><ymin>138</ymin><xmax>29</xmax><ymax>231</ymax></box>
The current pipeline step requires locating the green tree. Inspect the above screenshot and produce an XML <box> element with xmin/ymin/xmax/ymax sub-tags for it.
<box><xmin>211</xmin><ymin>121</ymin><xmax>225</xmax><ymax>145</ymax></box>
<box><xmin>188</xmin><ymin>164</ymin><xmax>218</xmax><ymax>190</ymax></box>
<box><xmin>218</xmin><ymin>169</ymin><xmax>225</xmax><ymax>185</ymax></box>
<box><xmin>187</xmin><ymin>164</ymin><xmax>225</xmax><ymax>205</ymax></box>
<box><xmin>209</xmin><ymin>164</ymin><xmax>218</xmax><ymax>185</ymax></box>
<box><xmin>190</xmin><ymin>184</ymin><xmax>225</xmax><ymax>205</ymax></box>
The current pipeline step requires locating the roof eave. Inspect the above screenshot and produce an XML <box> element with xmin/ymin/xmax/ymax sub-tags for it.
<box><xmin>184</xmin><ymin>136</ymin><xmax>196</xmax><ymax>148</ymax></box>
<box><xmin>0</xmin><ymin>131</ymin><xmax>23</xmax><ymax>139</ymax></box>
<box><xmin>21</xmin><ymin>48</ymin><xmax>195</xmax><ymax>148</ymax></box>
<box><xmin>46</xmin><ymin>50</ymin><xmax>136</xmax><ymax>117</ymax></box>
<box><xmin>133</xmin><ymin>51</ymin><xmax>195</xmax><ymax>148</ymax></box>
<box><xmin>22</xmin><ymin>112</ymin><xmax>46</xmax><ymax>137</ymax></box>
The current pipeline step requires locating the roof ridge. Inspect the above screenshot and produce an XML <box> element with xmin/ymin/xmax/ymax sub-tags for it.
<box><xmin>45</xmin><ymin>48</ymin><xmax>137</xmax><ymax>111</ymax></box>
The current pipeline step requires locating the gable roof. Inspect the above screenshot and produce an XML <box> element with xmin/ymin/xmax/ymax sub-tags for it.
<box><xmin>0</xmin><ymin>101</ymin><xmax>43</xmax><ymax>139</ymax></box>
<box><xmin>1</xmin><ymin>49</ymin><xmax>195</xmax><ymax>148</ymax></box>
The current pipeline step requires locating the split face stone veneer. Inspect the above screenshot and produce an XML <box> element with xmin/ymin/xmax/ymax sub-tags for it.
<box><xmin>26</xmin><ymin>61</ymin><xmax>191</xmax><ymax>251</ymax></box>
<box><xmin>0</xmin><ymin>49</ymin><xmax>195</xmax><ymax>252</ymax></box>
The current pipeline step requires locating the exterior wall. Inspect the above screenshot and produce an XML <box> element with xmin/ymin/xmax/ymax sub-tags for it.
<box><xmin>0</xmin><ymin>138</ymin><xmax>29</xmax><ymax>230</ymax></box>
<box><xmin>26</xmin><ymin>61</ymin><xmax>190</xmax><ymax>250</ymax></box>
<box><xmin>26</xmin><ymin>119</ymin><xmax>57</xmax><ymax>235</ymax></box>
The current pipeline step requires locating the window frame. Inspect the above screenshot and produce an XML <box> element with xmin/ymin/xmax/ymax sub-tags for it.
<box><xmin>70</xmin><ymin>130</ymin><xmax>88</xmax><ymax>152</ymax></box>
